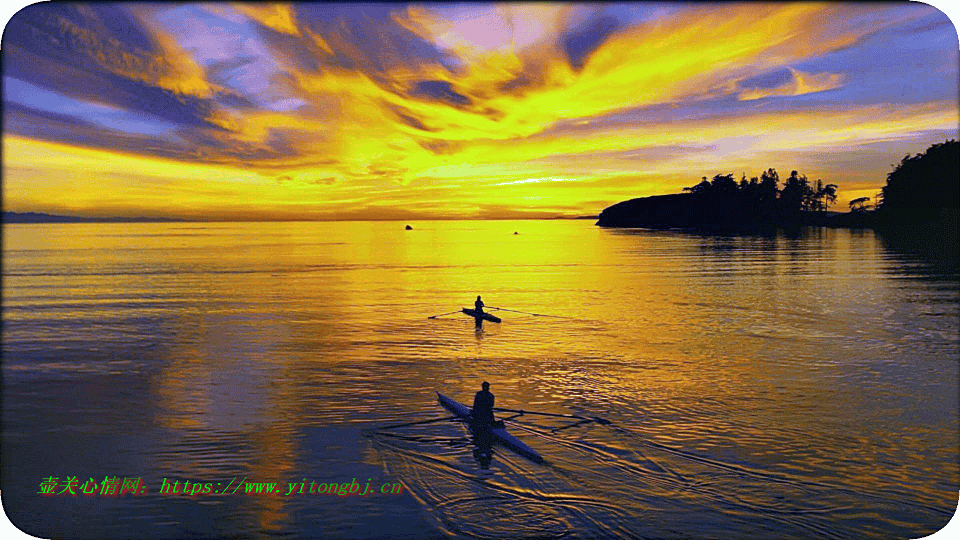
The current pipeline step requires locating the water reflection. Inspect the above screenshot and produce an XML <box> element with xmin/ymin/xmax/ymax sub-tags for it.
<box><xmin>876</xmin><ymin>227</ymin><xmax>959</xmax><ymax>277</ymax></box>
<box><xmin>2</xmin><ymin>221</ymin><xmax>956</xmax><ymax>539</ymax></box>
<box><xmin>471</xmin><ymin>429</ymin><xmax>494</xmax><ymax>470</ymax></box>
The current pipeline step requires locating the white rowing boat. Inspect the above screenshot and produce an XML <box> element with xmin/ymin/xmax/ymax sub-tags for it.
<box><xmin>436</xmin><ymin>392</ymin><xmax>544</xmax><ymax>463</ymax></box>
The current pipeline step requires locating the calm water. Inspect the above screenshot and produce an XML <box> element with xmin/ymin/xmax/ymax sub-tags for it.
<box><xmin>2</xmin><ymin>220</ymin><xmax>957</xmax><ymax>539</ymax></box>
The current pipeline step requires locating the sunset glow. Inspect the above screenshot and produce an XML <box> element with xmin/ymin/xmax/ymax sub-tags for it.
<box><xmin>3</xmin><ymin>3</ymin><xmax>957</xmax><ymax>219</ymax></box>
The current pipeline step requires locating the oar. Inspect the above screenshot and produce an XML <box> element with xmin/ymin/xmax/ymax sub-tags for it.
<box><xmin>375</xmin><ymin>416</ymin><xmax>459</xmax><ymax>430</ymax></box>
<box><xmin>493</xmin><ymin>407</ymin><xmax>610</xmax><ymax>425</ymax></box>
<box><xmin>486</xmin><ymin>306</ymin><xmax>569</xmax><ymax>319</ymax></box>
<box><xmin>428</xmin><ymin>309</ymin><xmax>463</xmax><ymax>319</ymax></box>
<box><xmin>548</xmin><ymin>418</ymin><xmax>596</xmax><ymax>433</ymax></box>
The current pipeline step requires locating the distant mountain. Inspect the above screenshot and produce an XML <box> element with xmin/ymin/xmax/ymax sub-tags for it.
<box><xmin>3</xmin><ymin>211</ymin><xmax>188</xmax><ymax>223</ymax></box>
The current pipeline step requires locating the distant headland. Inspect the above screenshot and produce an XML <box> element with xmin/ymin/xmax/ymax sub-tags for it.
<box><xmin>597</xmin><ymin>140</ymin><xmax>958</xmax><ymax>237</ymax></box>
<box><xmin>596</xmin><ymin>169</ymin><xmax>844</xmax><ymax>229</ymax></box>
<box><xmin>2</xmin><ymin>212</ymin><xmax>189</xmax><ymax>223</ymax></box>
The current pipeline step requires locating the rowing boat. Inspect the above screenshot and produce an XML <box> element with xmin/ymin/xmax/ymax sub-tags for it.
<box><xmin>436</xmin><ymin>392</ymin><xmax>543</xmax><ymax>463</ymax></box>
<box><xmin>461</xmin><ymin>308</ymin><xmax>501</xmax><ymax>323</ymax></box>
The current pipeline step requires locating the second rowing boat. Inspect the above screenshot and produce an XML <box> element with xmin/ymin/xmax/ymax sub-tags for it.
<box><xmin>436</xmin><ymin>392</ymin><xmax>543</xmax><ymax>463</ymax></box>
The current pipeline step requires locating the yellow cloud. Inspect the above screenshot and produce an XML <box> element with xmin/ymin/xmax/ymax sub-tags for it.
<box><xmin>148</xmin><ymin>31</ymin><xmax>219</xmax><ymax>98</ymax></box>
<box><xmin>232</xmin><ymin>3</ymin><xmax>300</xmax><ymax>35</ymax></box>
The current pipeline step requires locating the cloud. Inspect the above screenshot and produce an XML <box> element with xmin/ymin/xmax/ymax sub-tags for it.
<box><xmin>2</xmin><ymin>2</ymin><xmax>957</xmax><ymax>218</ymax></box>
<box><xmin>410</xmin><ymin>80</ymin><xmax>473</xmax><ymax>107</ymax></box>
<box><xmin>494</xmin><ymin>176</ymin><xmax>583</xmax><ymax>187</ymax></box>
<box><xmin>8</xmin><ymin>3</ymin><xmax>216</xmax><ymax>98</ymax></box>
<box><xmin>4</xmin><ymin>77</ymin><xmax>182</xmax><ymax>137</ymax></box>
<box><xmin>738</xmin><ymin>68</ymin><xmax>845</xmax><ymax>101</ymax></box>
<box><xmin>562</xmin><ymin>15</ymin><xmax>621</xmax><ymax>71</ymax></box>
<box><xmin>233</xmin><ymin>4</ymin><xmax>300</xmax><ymax>35</ymax></box>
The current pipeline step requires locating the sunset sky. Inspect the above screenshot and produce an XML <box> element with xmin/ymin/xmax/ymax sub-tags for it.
<box><xmin>2</xmin><ymin>2</ymin><xmax>958</xmax><ymax>220</ymax></box>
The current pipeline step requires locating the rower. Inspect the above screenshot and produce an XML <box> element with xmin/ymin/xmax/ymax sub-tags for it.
<box><xmin>472</xmin><ymin>381</ymin><xmax>496</xmax><ymax>428</ymax></box>
<box><xmin>475</xmin><ymin>295</ymin><xmax>485</xmax><ymax>313</ymax></box>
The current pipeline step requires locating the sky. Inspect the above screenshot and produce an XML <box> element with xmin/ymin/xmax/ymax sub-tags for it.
<box><xmin>2</xmin><ymin>2</ymin><xmax>958</xmax><ymax>220</ymax></box>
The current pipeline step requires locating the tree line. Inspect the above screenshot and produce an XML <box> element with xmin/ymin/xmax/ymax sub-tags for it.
<box><xmin>682</xmin><ymin>169</ymin><xmax>837</xmax><ymax>223</ymax></box>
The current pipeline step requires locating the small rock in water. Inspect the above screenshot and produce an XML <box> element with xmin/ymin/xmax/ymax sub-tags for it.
<box><xmin>405</xmin><ymin>225</ymin><xmax>413</xmax><ymax>230</ymax></box>
<box><xmin>513</xmin><ymin>231</ymin><xmax>518</xmax><ymax>235</ymax></box>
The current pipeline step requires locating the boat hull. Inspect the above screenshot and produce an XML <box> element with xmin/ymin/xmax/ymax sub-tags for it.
<box><xmin>436</xmin><ymin>392</ymin><xmax>543</xmax><ymax>463</ymax></box>
<box><xmin>461</xmin><ymin>308</ymin><xmax>501</xmax><ymax>323</ymax></box>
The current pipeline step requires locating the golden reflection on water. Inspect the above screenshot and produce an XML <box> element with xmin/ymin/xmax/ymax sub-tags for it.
<box><xmin>2</xmin><ymin>220</ymin><xmax>957</xmax><ymax>538</ymax></box>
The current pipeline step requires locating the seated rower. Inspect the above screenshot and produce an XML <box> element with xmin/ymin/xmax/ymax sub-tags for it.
<box><xmin>471</xmin><ymin>381</ymin><xmax>496</xmax><ymax>429</ymax></box>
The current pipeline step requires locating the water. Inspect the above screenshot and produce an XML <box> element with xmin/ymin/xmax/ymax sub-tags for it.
<box><xmin>2</xmin><ymin>220</ymin><xmax>957</xmax><ymax>539</ymax></box>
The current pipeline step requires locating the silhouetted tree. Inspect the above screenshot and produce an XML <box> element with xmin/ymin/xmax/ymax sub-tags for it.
<box><xmin>812</xmin><ymin>180</ymin><xmax>837</xmax><ymax>213</ymax></box>
<box><xmin>779</xmin><ymin>170</ymin><xmax>812</xmax><ymax>216</ymax></box>
<box><xmin>849</xmin><ymin>196</ymin><xmax>872</xmax><ymax>213</ymax></box>
<box><xmin>711</xmin><ymin>173</ymin><xmax>739</xmax><ymax>193</ymax></box>
<box><xmin>871</xmin><ymin>140</ymin><xmax>959</xmax><ymax>253</ymax></box>
<box><xmin>756</xmin><ymin>169</ymin><xmax>779</xmax><ymax>220</ymax></box>
<box><xmin>759</xmin><ymin>168</ymin><xmax>779</xmax><ymax>194</ymax></box>
<box><xmin>683</xmin><ymin>176</ymin><xmax>712</xmax><ymax>195</ymax></box>
<box><xmin>880</xmin><ymin>140</ymin><xmax>959</xmax><ymax>213</ymax></box>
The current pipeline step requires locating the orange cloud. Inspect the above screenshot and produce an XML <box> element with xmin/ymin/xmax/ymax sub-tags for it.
<box><xmin>738</xmin><ymin>68</ymin><xmax>845</xmax><ymax>101</ymax></box>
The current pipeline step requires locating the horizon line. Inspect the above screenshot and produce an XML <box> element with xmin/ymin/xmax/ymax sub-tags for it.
<box><xmin>2</xmin><ymin>211</ymin><xmax>602</xmax><ymax>223</ymax></box>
